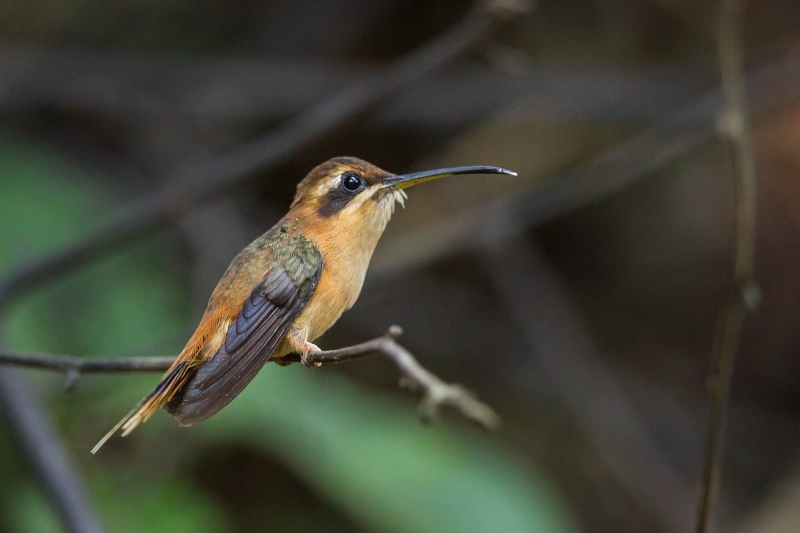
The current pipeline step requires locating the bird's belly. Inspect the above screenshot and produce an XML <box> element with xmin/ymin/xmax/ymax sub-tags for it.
<box><xmin>292</xmin><ymin>262</ymin><xmax>363</xmax><ymax>344</ymax></box>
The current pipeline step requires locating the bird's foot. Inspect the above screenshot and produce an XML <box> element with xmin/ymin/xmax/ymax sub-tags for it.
<box><xmin>301</xmin><ymin>342</ymin><xmax>322</xmax><ymax>368</ymax></box>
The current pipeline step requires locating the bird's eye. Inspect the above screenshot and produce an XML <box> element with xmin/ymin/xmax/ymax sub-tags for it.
<box><xmin>341</xmin><ymin>172</ymin><xmax>364</xmax><ymax>192</ymax></box>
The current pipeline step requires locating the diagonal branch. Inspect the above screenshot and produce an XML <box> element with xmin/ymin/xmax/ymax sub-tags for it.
<box><xmin>0</xmin><ymin>326</ymin><xmax>499</xmax><ymax>431</ymax></box>
<box><xmin>0</xmin><ymin>44</ymin><xmax>708</xmax><ymax>122</ymax></box>
<box><xmin>0</xmin><ymin>354</ymin><xmax>106</xmax><ymax>533</ymax></box>
<box><xmin>285</xmin><ymin>326</ymin><xmax>499</xmax><ymax>429</ymax></box>
<box><xmin>694</xmin><ymin>1</ymin><xmax>759</xmax><ymax>532</ymax></box>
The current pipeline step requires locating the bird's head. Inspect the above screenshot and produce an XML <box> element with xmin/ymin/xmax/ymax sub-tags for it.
<box><xmin>289</xmin><ymin>156</ymin><xmax>516</xmax><ymax>232</ymax></box>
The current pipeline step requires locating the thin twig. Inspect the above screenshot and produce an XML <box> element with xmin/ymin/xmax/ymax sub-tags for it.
<box><xmin>0</xmin><ymin>0</ymin><xmax>520</xmax><ymax>311</ymax></box>
<box><xmin>695</xmin><ymin>1</ymin><xmax>759</xmax><ymax>532</ymax></box>
<box><xmin>290</xmin><ymin>326</ymin><xmax>499</xmax><ymax>429</ymax></box>
<box><xmin>0</xmin><ymin>351</ymin><xmax>177</xmax><ymax>373</ymax></box>
<box><xmin>0</xmin><ymin>327</ymin><xmax>500</xmax><ymax>431</ymax></box>
<box><xmin>0</xmin><ymin>351</ymin><xmax>177</xmax><ymax>392</ymax></box>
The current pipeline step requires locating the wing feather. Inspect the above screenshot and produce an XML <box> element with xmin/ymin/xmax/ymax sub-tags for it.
<box><xmin>92</xmin><ymin>229</ymin><xmax>322</xmax><ymax>452</ymax></box>
<box><xmin>170</xmin><ymin>237</ymin><xmax>321</xmax><ymax>426</ymax></box>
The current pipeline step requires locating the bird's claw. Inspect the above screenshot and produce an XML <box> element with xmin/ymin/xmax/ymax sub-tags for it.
<box><xmin>301</xmin><ymin>342</ymin><xmax>322</xmax><ymax>367</ymax></box>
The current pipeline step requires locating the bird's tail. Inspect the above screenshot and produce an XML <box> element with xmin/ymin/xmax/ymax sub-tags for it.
<box><xmin>91</xmin><ymin>361</ymin><xmax>189</xmax><ymax>454</ymax></box>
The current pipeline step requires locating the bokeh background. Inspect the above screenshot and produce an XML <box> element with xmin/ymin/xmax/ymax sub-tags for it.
<box><xmin>1</xmin><ymin>0</ymin><xmax>800</xmax><ymax>532</ymax></box>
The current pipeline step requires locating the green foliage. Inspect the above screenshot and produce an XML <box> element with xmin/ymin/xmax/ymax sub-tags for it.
<box><xmin>4</xmin><ymin>476</ymin><xmax>227</xmax><ymax>533</ymax></box>
<box><xmin>91</xmin><ymin>477</ymin><xmax>228</xmax><ymax>533</ymax></box>
<box><xmin>0</xmin><ymin>134</ymin><xmax>186</xmax><ymax>357</ymax></box>
<box><xmin>5</xmin><ymin>482</ymin><xmax>62</xmax><ymax>533</ymax></box>
<box><xmin>205</xmin><ymin>367</ymin><xmax>578</xmax><ymax>533</ymax></box>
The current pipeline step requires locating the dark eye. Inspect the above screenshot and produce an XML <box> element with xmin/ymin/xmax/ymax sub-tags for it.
<box><xmin>341</xmin><ymin>172</ymin><xmax>363</xmax><ymax>192</ymax></box>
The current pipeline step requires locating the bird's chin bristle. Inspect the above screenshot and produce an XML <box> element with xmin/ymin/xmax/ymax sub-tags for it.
<box><xmin>392</xmin><ymin>189</ymin><xmax>407</xmax><ymax>210</ymax></box>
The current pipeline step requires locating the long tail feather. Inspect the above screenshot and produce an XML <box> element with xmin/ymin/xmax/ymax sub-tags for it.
<box><xmin>91</xmin><ymin>362</ymin><xmax>187</xmax><ymax>453</ymax></box>
<box><xmin>91</xmin><ymin>403</ymin><xmax>142</xmax><ymax>454</ymax></box>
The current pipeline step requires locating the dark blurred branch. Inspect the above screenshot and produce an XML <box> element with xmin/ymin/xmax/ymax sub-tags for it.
<box><xmin>0</xmin><ymin>0</ymin><xmax>520</xmax><ymax>311</ymax></box>
<box><xmin>0</xmin><ymin>46</ymin><xmax>709</xmax><ymax>123</ymax></box>
<box><xmin>695</xmin><ymin>1</ymin><xmax>758</xmax><ymax>532</ymax></box>
<box><xmin>0</xmin><ymin>365</ymin><xmax>105</xmax><ymax>533</ymax></box>
<box><xmin>0</xmin><ymin>327</ymin><xmax>499</xmax><ymax>431</ymax></box>
<box><xmin>481</xmin><ymin>241</ymin><xmax>694</xmax><ymax>532</ymax></box>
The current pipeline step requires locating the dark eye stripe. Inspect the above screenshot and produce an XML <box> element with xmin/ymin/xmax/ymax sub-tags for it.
<box><xmin>318</xmin><ymin>184</ymin><xmax>357</xmax><ymax>217</ymax></box>
<box><xmin>316</xmin><ymin>170</ymin><xmax>376</xmax><ymax>218</ymax></box>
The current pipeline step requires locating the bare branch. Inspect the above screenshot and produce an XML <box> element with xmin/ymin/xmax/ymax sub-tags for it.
<box><xmin>0</xmin><ymin>351</ymin><xmax>177</xmax><ymax>374</ymax></box>
<box><xmin>695</xmin><ymin>1</ymin><xmax>759</xmax><ymax>532</ymax></box>
<box><xmin>288</xmin><ymin>326</ymin><xmax>499</xmax><ymax>429</ymax></box>
<box><xmin>0</xmin><ymin>327</ymin><xmax>499</xmax><ymax>431</ymax></box>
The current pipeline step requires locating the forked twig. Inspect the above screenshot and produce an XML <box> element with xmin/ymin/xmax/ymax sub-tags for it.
<box><xmin>0</xmin><ymin>326</ymin><xmax>499</xmax><ymax>431</ymax></box>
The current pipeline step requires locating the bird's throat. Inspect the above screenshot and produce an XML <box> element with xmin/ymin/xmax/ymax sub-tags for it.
<box><xmin>288</xmin><ymin>193</ymin><xmax>398</xmax><ymax>328</ymax></box>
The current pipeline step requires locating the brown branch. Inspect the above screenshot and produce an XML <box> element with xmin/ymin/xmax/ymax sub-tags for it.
<box><xmin>0</xmin><ymin>326</ymin><xmax>499</xmax><ymax>431</ymax></box>
<box><xmin>0</xmin><ymin>351</ymin><xmax>177</xmax><ymax>373</ymax></box>
<box><xmin>695</xmin><ymin>1</ymin><xmax>759</xmax><ymax>532</ymax></box>
<box><xmin>0</xmin><ymin>0</ymin><xmax>524</xmax><ymax>311</ymax></box>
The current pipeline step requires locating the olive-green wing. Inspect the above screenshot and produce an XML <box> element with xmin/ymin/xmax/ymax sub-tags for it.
<box><xmin>169</xmin><ymin>234</ymin><xmax>321</xmax><ymax>426</ymax></box>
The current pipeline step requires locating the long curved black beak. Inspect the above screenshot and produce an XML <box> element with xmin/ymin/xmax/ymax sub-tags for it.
<box><xmin>382</xmin><ymin>165</ymin><xmax>516</xmax><ymax>189</ymax></box>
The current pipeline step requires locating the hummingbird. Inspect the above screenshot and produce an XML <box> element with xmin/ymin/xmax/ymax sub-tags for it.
<box><xmin>92</xmin><ymin>157</ymin><xmax>515</xmax><ymax>453</ymax></box>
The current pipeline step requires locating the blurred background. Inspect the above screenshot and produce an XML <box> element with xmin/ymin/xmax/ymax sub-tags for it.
<box><xmin>1</xmin><ymin>0</ymin><xmax>799</xmax><ymax>532</ymax></box>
